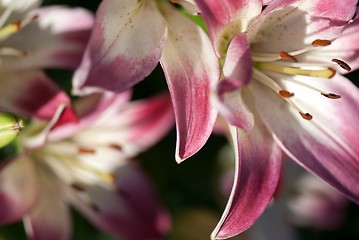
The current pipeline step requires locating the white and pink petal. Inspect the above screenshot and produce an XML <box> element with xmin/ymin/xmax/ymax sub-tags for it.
<box><xmin>248</xmin><ymin>0</ymin><xmax>357</xmax><ymax>53</ymax></box>
<box><xmin>24</xmin><ymin>167</ymin><xmax>71</xmax><ymax>240</ymax></box>
<box><xmin>68</xmin><ymin>162</ymin><xmax>170</xmax><ymax>240</ymax></box>
<box><xmin>1</xmin><ymin>6</ymin><xmax>94</xmax><ymax>70</ymax></box>
<box><xmin>212</xmin><ymin>121</ymin><xmax>282</xmax><ymax>239</ymax></box>
<box><xmin>252</xmin><ymin>74</ymin><xmax>359</xmax><ymax>204</ymax></box>
<box><xmin>0</xmin><ymin>156</ymin><xmax>37</xmax><ymax>224</ymax></box>
<box><xmin>160</xmin><ymin>3</ymin><xmax>219</xmax><ymax>162</ymax></box>
<box><xmin>73</xmin><ymin>0</ymin><xmax>167</xmax><ymax>93</ymax></box>
<box><xmin>194</xmin><ymin>0</ymin><xmax>261</xmax><ymax>56</ymax></box>
<box><xmin>0</xmin><ymin>70</ymin><xmax>75</xmax><ymax>121</ymax></box>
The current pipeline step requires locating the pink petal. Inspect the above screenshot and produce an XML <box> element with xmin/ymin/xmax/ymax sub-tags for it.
<box><xmin>252</xmin><ymin>74</ymin><xmax>359</xmax><ymax>204</ymax></box>
<box><xmin>24</xmin><ymin>170</ymin><xmax>71</xmax><ymax>240</ymax></box>
<box><xmin>49</xmin><ymin>92</ymin><xmax>173</xmax><ymax>158</ymax></box>
<box><xmin>248</xmin><ymin>0</ymin><xmax>357</xmax><ymax>53</ymax></box>
<box><xmin>73</xmin><ymin>0</ymin><xmax>167</xmax><ymax>93</ymax></box>
<box><xmin>0</xmin><ymin>157</ymin><xmax>37</xmax><ymax>224</ymax></box>
<box><xmin>115</xmin><ymin>92</ymin><xmax>174</xmax><ymax>154</ymax></box>
<box><xmin>159</xmin><ymin>3</ymin><xmax>219</xmax><ymax>162</ymax></box>
<box><xmin>214</xmin><ymin>34</ymin><xmax>254</xmax><ymax>131</ymax></box>
<box><xmin>214</xmin><ymin>82</ymin><xmax>254</xmax><ymax>131</ymax></box>
<box><xmin>212</xmin><ymin>123</ymin><xmax>282</xmax><ymax>239</ymax></box>
<box><xmin>302</xmin><ymin>8</ymin><xmax>359</xmax><ymax>73</ymax></box>
<box><xmin>48</xmin><ymin>91</ymin><xmax>132</xmax><ymax>141</ymax></box>
<box><xmin>0</xmin><ymin>70</ymin><xmax>75</xmax><ymax>121</ymax></box>
<box><xmin>194</xmin><ymin>0</ymin><xmax>261</xmax><ymax>56</ymax></box>
<box><xmin>223</xmin><ymin>33</ymin><xmax>252</xmax><ymax>85</ymax></box>
<box><xmin>69</xmin><ymin>162</ymin><xmax>170</xmax><ymax>240</ymax></box>
<box><xmin>2</xmin><ymin>6</ymin><xmax>94</xmax><ymax>70</ymax></box>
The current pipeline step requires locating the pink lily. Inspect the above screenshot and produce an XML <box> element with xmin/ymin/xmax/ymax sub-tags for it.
<box><xmin>72</xmin><ymin>0</ymin><xmax>219</xmax><ymax>162</ymax></box>
<box><xmin>195</xmin><ymin>0</ymin><xmax>359</xmax><ymax>239</ymax></box>
<box><xmin>0</xmin><ymin>90</ymin><xmax>174</xmax><ymax>240</ymax></box>
<box><xmin>0</xmin><ymin>0</ymin><xmax>93</xmax><ymax>120</ymax></box>
<box><xmin>288</xmin><ymin>172</ymin><xmax>348</xmax><ymax>230</ymax></box>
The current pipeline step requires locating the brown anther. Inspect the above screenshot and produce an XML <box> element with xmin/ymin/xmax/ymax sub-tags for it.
<box><xmin>109</xmin><ymin>172</ymin><xmax>117</xmax><ymax>183</ymax></box>
<box><xmin>108</xmin><ymin>143</ymin><xmax>122</xmax><ymax>151</ymax></box>
<box><xmin>332</xmin><ymin>58</ymin><xmax>351</xmax><ymax>71</ymax></box>
<box><xmin>279</xmin><ymin>90</ymin><xmax>294</xmax><ymax>98</ymax></box>
<box><xmin>78</xmin><ymin>147</ymin><xmax>96</xmax><ymax>154</ymax></box>
<box><xmin>299</xmin><ymin>112</ymin><xmax>313</xmax><ymax>121</ymax></box>
<box><xmin>20</xmin><ymin>51</ymin><xmax>28</xmax><ymax>57</ymax></box>
<box><xmin>70</xmin><ymin>182</ymin><xmax>85</xmax><ymax>192</ymax></box>
<box><xmin>321</xmin><ymin>92</ymin><xmax>341</xmax><ymax>99</ymax></box>
<box><xmin>12</xmin><ymin>21</ymin><xmax>21</xmax><ymax>31</ymax></box>
<box><xmin>327</xmin><ymin>67</ymin><xmax>336</xmax><ymax>78</ymax></box>
<box><xmin>31</xmin><ymin>15</ymin><xmax>39</xmax><ymax>21</ymax></box>
<box><xmin>311</xmin><ymin>39</ymin><xmax>331</xmax><ymax>47</ymax></box>
<box><xmin>279</xmin><ymin>51</ymin><xmax>297</xmax><ymax>62</ymax></box>
<box><xmin>89</xmin><ymin>202</ymin><xmax>100</xmax><ymax>212</ymax></box>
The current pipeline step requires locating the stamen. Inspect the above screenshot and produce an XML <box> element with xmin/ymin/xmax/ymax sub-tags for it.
<box><xmin>299</xmin><ymin>112</ymin><xmax>313</xmax><ymax>120</ymax></box>
<box><xmin>279</xmin><ymin>51</ymin><xmax>297</xmax><ymax>62</ymax></box>
<box><xmin>78</xmin><ymin>147</ymin><xmax>96</xmax><ymax>154</ymax></box>
<box><xmin>257</xmin><ymin>62</ymin><xmax>336</xmax><ymax>78</ymax></box>
<box><xmin>279</xmin><ymin>90</ymin><xmax>294</xmax><ymax>98</ymax></box>
<box><xmin>268</xmin><ymin>71</ymin><xmax>341</xmax><ymax>100</ymax></box>
<box><xmin>0</xmin><ymin>22</ymin><xmax>20</xmax><ymax>39</ymax></box>
<box><xmin>321</xmin><ymin>93</ymin><xmax>341</xmax><ymax>99</ymax></box>
<box><xmin>332</xmin><ymin>58</ymin><xmax>351</xmax><ymax>71</ymax></box>
<box><xmin>89</xmin><ymin>202</ymin><xmax>100</xmax><ymax>212</ymax></box>
<box><xmin>253</xmin><ymin>69</ymin><xmax>313</xmax><ymax>121</ymax></box>
<box><xmin>71</xmin><ymin>182</ymin><xmax>85</xmax><ymax>192</ymax></box>
<box><xmin>0</xmin><ymin>47</ymin><xmax>27</xmax><ymax>57</ymax></box>
<box><xmin>108</xmin><ymin>143</ymin><xmax>122</xmax><ymax>151</ymax></box>
<box><xmin>311</xmin><ymin>39</ymin><xmax>331</xmax><ymax>47</ymax></box>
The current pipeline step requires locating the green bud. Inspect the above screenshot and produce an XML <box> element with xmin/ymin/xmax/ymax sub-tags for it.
<box><xmin>0</xmin><ymin>113</ymin><xmax>24</xmax><ymax>148</ymax></box>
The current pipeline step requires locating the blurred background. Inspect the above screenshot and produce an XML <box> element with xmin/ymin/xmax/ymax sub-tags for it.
<box><xmin>0</xmin><ymin>1</ymin><xmax>359</xmax><ymax>239</ymax></box>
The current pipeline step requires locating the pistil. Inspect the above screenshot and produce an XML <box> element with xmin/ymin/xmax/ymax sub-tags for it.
<box><xmin>255</xmin><ymin>62</ymin><xmax>336</xmax><ymax>78</ymax></box>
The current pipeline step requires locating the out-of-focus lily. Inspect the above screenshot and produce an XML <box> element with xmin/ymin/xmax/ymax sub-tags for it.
<box><xmin>0</xmin><ymin>0</ymin><xmax>93</xmax><ymax>120</ymax></box>
<box><xmin>72</xmin><ymin>0</ymin><xmax>219</xmax><ymax>162</ymax></box>
<box><xmin>288</xmin><ymin>172</ymin><xmax>348</xmax><ymax>230</ymax></box>
<box><xmin>0</xmin><ymin>90</ymin><xmax>174</xmax><ymax>240</ymax></box>
<box><xmin>195</xmin><ymin>0</ymin><xmax>359</xmax><ymax>238</ymax></box>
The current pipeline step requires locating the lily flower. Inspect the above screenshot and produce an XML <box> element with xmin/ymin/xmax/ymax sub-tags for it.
<box><xmin>0</xmin><ymin>90</ymin><xmax>174</xmax><ymax>240</ymax></box>
<box><xmin>0</xmin><ymin>0</ymin><xmax>93</xmax><ymax>120</ymax></box>
<box><xmin>288</xmin><ymin>172</ymin><xmax>348</xmax><ymax>230</ymax></box>
<box><xmin>72</xmin><ymin>0</ymin><xmax>219</xmax><ymax>162</ymax></box>
<box><xmin>194</xmin><ymin>0</ymin><xmax>359</xmax><ymax>238</ymax></box>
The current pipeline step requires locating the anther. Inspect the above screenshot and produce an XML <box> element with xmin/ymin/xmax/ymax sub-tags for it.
<box><xmin>299</xmin><ymin>112</ymin><xmax>313</xmax><ymax>120</ymax></box>
<box><xmin>311</xmin><ymin>39</ymin><xmax>331</xmax><ymax>47</ymax></box>
<box><xmin>71</xmin><ymin>182</ymin><xmax>85</xmax><ymax>192</ymax></box>
<box><xmin>321</xmin><ymin>92</ymin><xmax>341</xmax><ymax>99</ymax></box>
<box><xmin>279</xmin><ymin>90</ymin><xmax>294</xmax><ymax>98</ymax></box>
<box><xmin>78</xmin><ymin>147</ymin><xmax>96</xmax><ymax>154</ymax></box>
<box><xmin>89</xmin><ymin>202</ymin><xmax>100</xmax><ymax>212</ymax></box>
<box><xmin>327</xmin><ymin>67</ymin><xmax>336</xmax><ymax>78</ymax></box>
<box><xmin>279</xmin><ymin>51</ymin><xmax>297</xmax><ymax>62</ymax></box>
<box><xmin>108</xmin><ymin>143</ymin><xmax>122</xmax><ymax>151</ymax></box>
<box><xmin>332</xmin><ymin>58</ymin><xmax>351</xmax><ymax>71</ymax></box>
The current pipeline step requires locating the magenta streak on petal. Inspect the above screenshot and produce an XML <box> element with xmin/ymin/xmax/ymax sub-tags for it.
<box><xmin>77</xmin><ymin>0</ymin><xmax>167</xmax><ymax>93</ymax></box>
<box><xmin>213</xmin><ymin>124</ymin><xmax>282</xmax><ymax>238</ymax></box>
<box><xmin>125</xmin><ymin>93</ymin><xmax>174</xmax><ymax>149</ymax></box>
<box><xmin>50</xmin><ymin>51</ymin><xmax>87</xmax><ymax>69</ymax></box>
<box><xmin>214</xmin><ymin>125</ymin><xmax>282</xmax><ymax>239</ymax></box>
<box><xmin>83</xmin><ymin>54</ymin><xmax>161</xmax><ymax>92</ymax></box>
<box><xmin>0</xmin><ymin>193</ymin><xmax>24</xmax><ymax>224</ymax></box>
<box><xmin>14</xmin><ymin>78</ymin><xmax>72</xmax><ymax>120</ymax></box>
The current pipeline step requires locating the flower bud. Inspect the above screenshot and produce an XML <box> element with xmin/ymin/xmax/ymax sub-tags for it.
<box><xmin>0</xmin><ymin>113</ymin><xmax>24</xmax><ymax>148</ymax></box>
